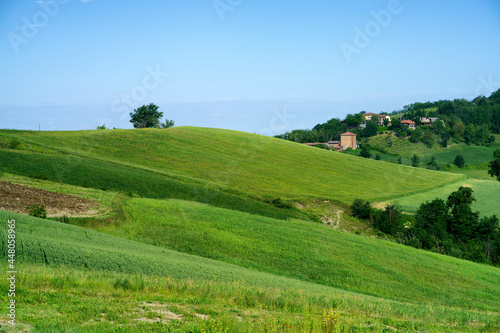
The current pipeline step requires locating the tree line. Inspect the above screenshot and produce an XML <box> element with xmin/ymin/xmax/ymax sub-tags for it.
<box><xmin>351</xmin><ymin>186</ymin><xmax>500</xmax><ymax>266</ymax></box>
<box><xmin>275</xmin><ymin>89</ymin><xmax>500</xmax><ymax>146</ymax></box>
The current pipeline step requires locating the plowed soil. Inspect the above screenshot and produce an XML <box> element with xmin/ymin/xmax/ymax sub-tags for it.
<box><xmin>0</xmin><ymin>182</ymin><xmax>100</xmax><ymax>217</ymax></box>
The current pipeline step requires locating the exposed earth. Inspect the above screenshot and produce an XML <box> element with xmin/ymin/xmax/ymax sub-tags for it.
<box><xmin>0</xmin><ymin>181</ymin><xmax>100</xmax><ymax>217</ymax></box>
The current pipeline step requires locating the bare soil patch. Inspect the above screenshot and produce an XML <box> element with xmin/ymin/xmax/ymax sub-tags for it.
<box><xmin>0</xmin><ymin>182</ymin><xmax>100</xmax><ymax>217</ymax></box>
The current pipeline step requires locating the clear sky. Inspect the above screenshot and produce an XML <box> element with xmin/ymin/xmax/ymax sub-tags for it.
<box><xmin>1</xmin><ymin>0</ymin><xmax>499</xmax><ymax>134</ymax></box>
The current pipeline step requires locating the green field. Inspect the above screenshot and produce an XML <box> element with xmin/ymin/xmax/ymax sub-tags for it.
<box><xmin>1</xmin><ymin>127</ymin><xmax>499</xmax><ymax>332</ymax></box>
<box><xmin>379</xmin><ymin>179</ymin><xmax>500</xmax><ymax>217</ymax></box>
<box><xmin>0</xmin><ymin>127</ymin><xmax>463</xmax><ymax>203</ymax></box>
<box><xmin>2</xmin><ymin>210</ymin><xmax>500</xmax><ymax>332</ymax></box>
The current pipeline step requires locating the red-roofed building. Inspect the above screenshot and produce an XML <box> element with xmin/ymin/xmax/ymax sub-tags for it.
<box><xmin>341</xmin><ymin>132</ymin><xmax>357</xmax><ymax>150</ymax></box>
<box><xmin>401</xmin><ymin>120</ymin><xmax>416</xmax><ymax>130</ymax></box>
<box><xmin>362</xmin><ymin>113</ymin><xmax>391</xmax><ymax>126</ymax></box>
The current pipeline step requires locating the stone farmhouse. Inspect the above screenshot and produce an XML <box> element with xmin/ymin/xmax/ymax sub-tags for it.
<box><xmin>303</xmin><ymin>132</ymin><xmax>357</xmax><ymax>151</ymax></box>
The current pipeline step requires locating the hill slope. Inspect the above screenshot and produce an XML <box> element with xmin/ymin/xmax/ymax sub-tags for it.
<box><xmin>0</xmin><ymin>127</ymin><xmax>463</xmax><ymax>203</ymax></box>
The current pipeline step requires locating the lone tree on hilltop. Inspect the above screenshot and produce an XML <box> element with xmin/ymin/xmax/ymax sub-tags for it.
<box><xmin>488</xmin><ymin>148</ymin><xmax>500</xmax><ymax>181</ymax></box>
<box><xmin>130</xmin><ymin>103</ymin><xmax>164</xmax><ymax>128</ymax></box>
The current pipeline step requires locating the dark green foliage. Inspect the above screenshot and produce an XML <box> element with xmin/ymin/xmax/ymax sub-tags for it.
<box><xmin>421</xmin><ymin>131</ymin><xmax>436</xmax><ymax>147</ymax></box>
<box><xmin>397</xmin><ymin>155</ymin><xmax>402</xmax><ymax>164</ymax></box>
<box><xmin>129</xmin><ymin>103</ymin><xmax>163</xmax><ymax>128</ymax></box>
<box><xmin>488</xmin><ymin>148</ymin><xmax>500</xmax><ymax>181</ymax></box>
<box><xmin>350</xmin><ymin>199</ymin><xmax>372</xmax><ymax>220</ymax></box>
<box><xmin>373</xmin><ymin>204</ymin><xmax>404</xmax><ymax>235</ymax></box>
<box><xmin>375</xmin><ymin>154</ymin><xmax>381</xmax><ymax>160</ymax></box>
<box><xmin>96</xmin><ymin>125</ymin><xmax>107</xmax><ymax>130</ymax></box>
<box><xmin>427</xmin><ymin>156</ymin><xmax>439</xmax><ymax>170</ymax></box>
<box><xmin>410</xmin><ymin>186</ymin><xmax>500</xmax><ymax>265</ymax></box>
<box><xmin>446</xmin><ymin>187</ymin><xmax>479</xmax><ymax>243</ymax></box>
<box><xmin>414</xmin><ymin>199</ymin><xmax>449</xmax><ymax>251</ymax></box>
<box><xmin>411</xmin><ymin>154</ymin><xmax>420</xmax><ymax>167</ymax></box>
<box><xmin>453</xmin><ymin>155</ymin><xmax>465</xmax><ymax>168</ymax></box>
<box><xmin>27</xmin><ymin>204</ymin><xmax>47</xmax><ymax>219</ymax></box>
<box><xmin>58</xmin><ymin>215</ymin><xmax>71</xmax><ymax>224</ymax></box>
<box><xmin>160</xmin><ymin>119</ymin><xmax>175</xmax><ymax>128</ymax></box>
<box><xmin>409</xmin><ymin>128</ymin><xmax>422</xmax><ymax>143</ymax></box>
<box><xmin>359</xmin><ymin>145</ymin><xmax>371</xmax><ymax>158</ymax></box>
<box><xmin>363</xmin><ymin>120</ymin><xmax>378</xmax><ymax>138</ymax></box>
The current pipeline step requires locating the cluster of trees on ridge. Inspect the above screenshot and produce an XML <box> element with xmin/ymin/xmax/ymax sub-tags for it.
<box><xmin>351</xmin><ymin>187</ymin><xmax>500</xmax><ymax>266</ymax></box>
<box><xmin>98</xmin><ymin>103</ymin><xmax>174</xmax><ymax>129</ymax></box>
<box><xmin>275</xmin><ymin>89</ymin><xmax>500</xmax><ymax>148</ymax></box>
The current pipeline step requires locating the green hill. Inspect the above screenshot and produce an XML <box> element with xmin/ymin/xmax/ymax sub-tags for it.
<box><xmin>1</xmin><ymin>210</ymin><xmax>499</xmax><ymax>332</ymax></box>
<box><xmin>0</xmin><ymin>127</ymin><xmax>463</xmax><ymax>203</ymax></box>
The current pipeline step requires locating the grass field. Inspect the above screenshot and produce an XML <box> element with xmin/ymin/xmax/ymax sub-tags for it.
<box><xmin>71</xmin><ymin>198</ymin><xmax>500</xmax><ymax>312</ymax></box>
<box><xmin>1</xmin><ymin>211</ymin><xmax>500</xmax><ymax>332</ymax></box>
<box><xmin>1</xmin><ymin>127</ymin><xmax>499</xmax><ymax>332</ymax></box>
<box><xmin>0</xmin><ymin>127</ymin><xmax>463</xmax><ymax>203</ymax></box>
<box><xmin>378</xmin><ymin>179</ymin><xmax>500</xmax><ymax>217</ymax></box>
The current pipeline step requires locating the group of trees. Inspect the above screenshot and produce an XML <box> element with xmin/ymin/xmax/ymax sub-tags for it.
<box><xmin>98</xmin><ymin>103</ymin><xmax>175</xmax><ymax>130</ymax></box>
<box><xmin>351</xmin><ymin>187</ymin><xmax>500</xmax><ymax>265</ymax></box>
<box><xmin>129</xmin><ymin>103</ymin><xmax>174</xmax><ymax>129</ymax></box>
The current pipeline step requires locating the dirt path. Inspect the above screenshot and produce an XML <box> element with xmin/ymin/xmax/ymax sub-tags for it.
<box><xmin>0</xmin><ymin>181</ymin><xmax>101</xmax><ymax>217</ymax></box>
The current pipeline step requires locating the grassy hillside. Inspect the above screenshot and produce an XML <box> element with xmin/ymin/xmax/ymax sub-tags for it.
<box><xmin>0</xmin><ymin>127</ymin><xmax>463</xmax><ymax>203</ymax></box>
<box><xmin>72</xmin><ymin>198</ymin><xmax>500</xmax><ymax>312</ymax></box>
<box><xmin>379</xmin><ymin>179</ymin><xmax>500</xmax><ymax>217</ymax></box>
<box><xmin>2</xmin><ymin>211</ymin><xmax>500</xmax><ymax>332</ymax></box>
<box><xmin>0</xmin><ymin>149</ymin><xmax>305</xmax><ymax>221</ymax></box>
<box><xmin>367</xmin><ymin>133</ymin><xmax>499</xmax><ymax>167</ymax></box>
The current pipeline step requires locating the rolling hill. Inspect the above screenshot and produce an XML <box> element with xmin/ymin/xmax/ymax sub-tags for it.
<box><xmin>0</xmin><ymin>127</ymin><xmax>463</xmax><ymax>203</ymax></box>
<box><xmin>0</xmin><ymin>127</ymin><xmax>499</xmax><ymax>332</ymax></box>
<box><xmin>1</xmin><ymin>209</ymin><xmax>499</xmax><ymax>332</ymax></box>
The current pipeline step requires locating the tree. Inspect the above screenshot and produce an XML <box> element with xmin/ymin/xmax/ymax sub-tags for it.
<box><xmin>363</xmin><ymin>120</ymin><xmax>378</xmax><ymax>137</ymax></box>
<box><xmin>411</xmin><ymin>154</ymin><xmax>420</xmax><ymax>167</ymax></box>
<box><xmin>421</xmin><ymin>131</ymin><xmax>436</xmax><ymax>147</ymax></box>
<box><xmin>351</xmin><ymin>199</ymin><xmax>372</xmax><ymax>220</ymax></box>
<box><xmin>453</xmin><ymin>155</ymin><xmax>465</xmax><ymax>168</ymax></box>
<box><xmin>129</xmin><ymin>103</ymin><xmax>163</xmax><ymax>128</ymax></box>
<box><xmin>427</xmin><ymin>156</ymin><xmax>439</xmax><ymax>170</ymax></box>
<box><xmin>383</xmin><ymin>118</ymin><xmax>389</xmax><ymax>127</ymax></box>
<box><xmin>359</xmin><ymin>145</ymin><xmax>371</xmax><ymax>158</ymax></box>
<box><xmin>414</xmin><ymin>199</ymin><xmax>450</xmax><ymax>251</ymax></box>
<box><xmin>160</xmin><ymin>119</ymin><xmax>175</xmax><ymax>129</ymax></box>
<box><xmin>446</xmin><ymin>187</ymin><xmax>479</xmax><ymax>244</ymax></box>
<box><xmin>488</xmin><ymin>149</ymin><xmax>500</xmax><ymax>181</ymax></box>
<box><xmin>390</xmin><ymin>118</ymin><xmax>402</xmax><ymax>130</ymax></box>
<box><xmin>97</xmin><ymin>125</ymin><xmax>107</xmax><ymax>130</ymax></box>
<box><xmin>374</xmin><ymin>204</ymin><xmax>404</xmax><ymax>235</ymax></box>
<box><xmin>409</xmin><ymin>127</ymin><xmax>422</xmax><ymax>143</ymax></box>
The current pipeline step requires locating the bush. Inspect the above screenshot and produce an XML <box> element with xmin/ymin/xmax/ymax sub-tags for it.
<box><xmin>27</xmin><ymin>204</ymin><xmax>47</xmax><ymax>219</ymax></box>
<box><xmin>8</xmin><ymin>139</ymin><xmax>21</xmax><ymax>150</ymax></box>
<box><xmin>351</xmin><ymin>199</ymin><xmax>372</xmax><ymax>220</ymax></box>
<box><xmin>58</xmin><ymin>215</ymin><xmax>71</xmax><ymax>224</ymax></box>
<box><xmin>453</xmin><ymin>155</ymin><xmax>465</xmax><ymax>168</ymax></box>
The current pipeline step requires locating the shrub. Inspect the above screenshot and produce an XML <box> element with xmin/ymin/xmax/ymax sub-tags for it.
<box><xmin>8</xmin><ymin>139</ymin><xmax>21</xmax><ymax>149</ymax></box>
<box><xmin>351</xmin><ymin>199</ymin><xmax>372</xmax><ymax>220</ymax></box>
<box><xmin>27</xmin><ymin>204</ymin><xmax>47</xmax><ymax>219</ymax></box>
<box><xmin>453</xmin><ymin>155</ymin><xmax>465</xmax><ymax>168</ymax></box>
<box><xmin>58</xmin><ymin>215</ymin><xmax>71</xmax><ymax>224</ymax></box>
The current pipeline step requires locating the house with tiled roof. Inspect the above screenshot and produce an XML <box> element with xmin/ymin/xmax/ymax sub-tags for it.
<box><xmin>362</xmin><ymin>113</ymin><xmax>391</xmax><ymax>126</ymax></box>
<box><xmin>401</xmin><ymin>120</ymin><xmax>416</xmax><ymax>130</ymax></box>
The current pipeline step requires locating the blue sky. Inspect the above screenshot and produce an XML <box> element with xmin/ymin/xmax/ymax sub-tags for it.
<box><xmin>1</xmin><ymin>0</ymin><xmax>499</xmax><ymax>134</ymax></box>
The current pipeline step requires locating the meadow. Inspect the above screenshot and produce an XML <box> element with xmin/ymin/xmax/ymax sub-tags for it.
<box><xmin>0</xmin><ymin>128</ymin><xmax>463</xmax><ymax>203</ymax></box>
<box><xmin>1</xmin><ymin>127</ymin><xmax>499</xmax><ymax>332</ymax></box>
<box><xmin>1</xmin><ymin>211</ymin><xmax>499</xmax><ymax>332</ymax></box>
<box><xmin>72</xmin><ymin>198</ymin><xmax>500</xmax><ymax>312</ymax></box>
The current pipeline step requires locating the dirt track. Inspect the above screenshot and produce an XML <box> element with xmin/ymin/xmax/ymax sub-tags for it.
<box><xmin>0</xmin><ymin>182</ymin><xmax>99</xmax><ymax>217</ymax></box>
